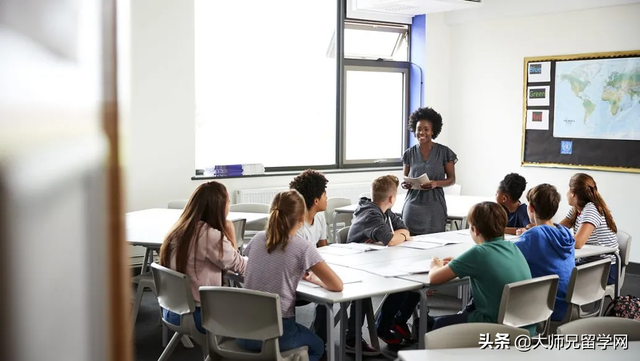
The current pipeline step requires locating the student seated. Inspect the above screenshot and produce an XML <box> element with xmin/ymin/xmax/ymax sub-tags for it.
<box><xmin>560</xmin><ymin>173</ymin><xmax>619</xmax><ymax>285</ymax></box>
<box><xmin>428</xmin><ymin>202</ymin><xmax>535</xmax><ymax>335</ymax></box>
<box><xmin>289</xmin><ymin>169</ymin><xmax>329</xmax><ymax>248</ymax></box>
<box><xmin>496</xmin><ymin>173</ymin><xmax>532</xmax><ymax>235</ymax></box>
<box><xmin>348</xmin><ymin>175</ymin><xmax>416</xmax><ymax>345</ymax></box>
<box><xmin>159</xmin><ymin>181</ymin><xmax>247</xmax><ymax>333</ymax></box>
<box><xmin>514</xmin><ymin>184</ymin><xmax>575</xmax><ymax>321</ymax></box>
<box><xmin>238</xmin><ymin>190</ymin><xmax>343</xmax><ymax>361</ymax></box>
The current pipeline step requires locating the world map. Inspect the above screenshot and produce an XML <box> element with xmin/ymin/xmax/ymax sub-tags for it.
<box><xmin>553</xmin><ymin>57</ymin><xmax>640</xmax><ymax>141</ymax></box>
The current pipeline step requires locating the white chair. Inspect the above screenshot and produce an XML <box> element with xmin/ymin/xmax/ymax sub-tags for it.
<box><xmin>151</xmin><ymin>263</ymin><xmax>207</xmax><ymax>361</ymax></box>
<box><xmin>167</xmin><ymin>200</ymin><xmax>188</xmax><ymax>209</ymax></box>
<box><xmin>199</xmin><ymin>287</ymin><xmax>309</xmax><ymax>361</ymax></box>
<box><xmin>605</xmin><ymin>231</ymin><xmax>632</xmax><ymax>300</ymax></box>
<box><xmin>557</xmin><ymin>318</ymin><xmax>640</xmax><ymax>341</ymax></box>
<box><xmin>232</xmin><ymin>218</ymin><xmax>247</xmax><ymax>251</ymax></box>
<box><xmin>425</xmin><ymin>323</ymin><xmax>529</xmax><ymax>349</ymax></box>
<box><xmin>325</xmin><ymin>197</ymin><xmax>352</xmax><ymax>243</ymax></box>
<box><xmin>336</xmin><ymin>226</ymin><xmax>350</xmax><ymax>244</ymax></box>
<box><xmin>550</xmin><ymin>258</ymin><xmax>611</xmax><ymax>333</ymax></box>
<box><xmin>230</xmin><ymin>203</ymin><xmax>270</xmax><ymax>242</ymax></box>
<box><xmin>498</xmin><ymin>274</ymin><xmax>559</xmax><ymax>335</ymax></box>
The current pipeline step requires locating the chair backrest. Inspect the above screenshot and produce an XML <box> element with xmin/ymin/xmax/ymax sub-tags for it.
<box><xmin>229</xmin><ymin>202</ymin><xmax>270</xmax><ymax>213</ymax></box>
<box><xmin>230</xmin><ymin>203</ymin><xmax>270</xmax><ymax>232</ymax></box>
<box><xmin>444</xmin><ymin>184</ymin><xmax>462</xmax><ymax>196</ymax></box>
<box><xmin>566</xmin><ymin>258</ymin><xmax>610</xmax><ymax>308</ymax></box>
<box><xmin>232</xmin><ymin>218</ymin><xmax>246</xmax><ymax>249</ymax></box>
<box><xmin>498</xmin><ymin>274</ymin><xmax>559</xmax><ymax>329</ymax></box>
<box><xmin>167</xmin><ymin>199</ymin><xmax>188</xmax><ymax>209</ymax></box>
<box><xmin>150</xmin><ymin>263</ymin><xmax>196</xmax><ymax>315</ymax></box>
<box><xmin>337</xmin><ymin>226</ymin><xmax>350</xmax><ymax>244</ymax></box>
<box><xmin>425</xmin><ymin>323</ymin><xmax>529</xmax><ymax>349</ymax></box>
<box><xmin>618</xmin><ymin>230</ymin><xmax>632</xmax><ymax>271</ymax></box>
<box><xmin>200</xmin><ymin>287</ymin><xmax>289</xmax><ymax>360</ymax></box>
<box><xmin>556</xmin><ymin>318</ymin><xmax>640</xmax><ymax>341</ymax></box>
<box><xmin>325</xmin><ymin>197</ymin><xmax>353</xmax><ymax>227</ymax></box>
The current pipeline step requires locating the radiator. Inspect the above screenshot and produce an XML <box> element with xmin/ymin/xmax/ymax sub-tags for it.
<box><xmin>235</xmin><ymin>182</ymin><xmax>373</xmax><ymax>204</ymax></box>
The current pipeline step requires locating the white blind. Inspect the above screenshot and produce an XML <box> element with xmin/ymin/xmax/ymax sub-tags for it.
<box><xmin>194</xmin><ymin>0</ymin><xmax>337</xmax><ymax>169</ymax></box>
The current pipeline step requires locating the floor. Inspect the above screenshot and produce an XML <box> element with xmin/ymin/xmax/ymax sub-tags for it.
<box><xmin>134</xmin><ymin>274</ymin><xmax>640</xmax><ymax>360</ymax></box>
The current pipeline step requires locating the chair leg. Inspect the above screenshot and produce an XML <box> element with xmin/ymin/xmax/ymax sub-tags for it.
<box><xmin>158</xmin><ymin>332</ymin><xmax>182</xmax><ymax>361</ymax></box>
<box><xmin>181</xmin><ymin>335</ymin><xmax>195</xmax><ymax>348</ymax></box>
<box><xmin>131</xmin><ymin>284</ymin><xmax>145</xmax><ymax>328</ymax></box>
<box><xmin>162</xmin><ymin>324</ymin><xmax>168</xmax><ymax>347</ymax></box>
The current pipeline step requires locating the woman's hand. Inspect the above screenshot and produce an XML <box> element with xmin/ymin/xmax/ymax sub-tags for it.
<box><xmin>442</xmin><ymin>256</ymin><xmax>454</xmax><ymax>265</ymax></box>
<box><xmin>431</xmin><ymin>257</ymin><xmax>444</xmax><ymax>268</ymax></box>
<box><xmin>420</xmin><ymin>181</ymin><xmax>438</xmax><ymax>190</ymax></box>
<box><xmin>401</xmin><ymin>181</ymin><xmax>413</xmax><ymax>190</ymax></box>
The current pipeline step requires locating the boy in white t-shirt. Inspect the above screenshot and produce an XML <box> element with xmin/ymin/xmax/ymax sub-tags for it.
<box><xmin>290</xmin><ymin>169</ymin><xmax>329</xmax><ymax>248</ymax></box>
<box><xmin>289</xmin><ymin>170</ymin><xmax>334</xmax><ymax>348</ymax></box>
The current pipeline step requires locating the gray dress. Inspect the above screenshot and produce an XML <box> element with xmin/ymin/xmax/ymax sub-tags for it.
<box><xmin>401</xmin><ymin>143</ymin><xmax>458</xmax><ymax>235</ymax></box>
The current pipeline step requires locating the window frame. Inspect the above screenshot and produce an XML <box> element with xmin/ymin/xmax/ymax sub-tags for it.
<box><xmin>340</xmin><ymin>60</ymin><xmax>411</xmax><ymax>167</ymax></box>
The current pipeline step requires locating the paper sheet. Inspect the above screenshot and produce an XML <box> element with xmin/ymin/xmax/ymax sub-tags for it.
<box><xmin>396</xmin><ymin>241</ymin><xmax>443</xmax><ymax>250</ymax></box>
<box><xmin>411</xmin><ymin>235</ymin><xmax>464</xmax><ymax>245</ymax></box>
<box><xmin>403</xmin><ymin>173</ymin><xmax>430</xmax><ymax>188</ymax></box>
<box><xmin>330</xmin><ymin>243</ymin><xmax>386</xmax><ymax>252</ymax></box>
<box><xmin>318</xmin><ymin>245</ymin><xmax>365</xmax><ymax>256</ymax></box>
<box><xmin>358</xmin><ymin>266</ymin><xmax>409</xmax><ymax>278</ymax></box>
<box><xmin>395</xmin><ymin>259</ymin><xmax>433</xmax><ymax>274</ymax></box>
<box><xmin>299</xmin><ymin>272</ymin><xmax>363</xmax><ymax>288</ymax></box>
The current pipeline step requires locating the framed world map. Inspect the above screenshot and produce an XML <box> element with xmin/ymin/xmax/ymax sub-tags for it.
<box><xmin>521</xmin><ymin>50</ymin><xmax>640</xmax><ymax>174</ymax></box>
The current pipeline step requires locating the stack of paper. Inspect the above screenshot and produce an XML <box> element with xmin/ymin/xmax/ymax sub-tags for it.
<box><xmin>356</xmin><ymin>259</ymin><xmax>433</xmax><ymax>277</ymax></box>
<box><xmin>403</xmin><ymin>173</ymin><xmax>430</xmax><ymax>189</ymax></box>
<box><xmin>395</xmin><ymin>259</ymin><xmax>433</xmax><ymax>274</ymax></box>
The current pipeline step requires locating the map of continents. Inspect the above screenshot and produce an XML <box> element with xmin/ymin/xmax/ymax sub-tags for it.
<box><xmin>553</xmin><ymin>57</ymin><xmax>640</xmax><ymax>140</ymax></box>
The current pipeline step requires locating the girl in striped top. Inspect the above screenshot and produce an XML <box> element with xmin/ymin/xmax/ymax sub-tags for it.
<box><xmin>560</xmin><ymin>173</ymin><xmax>619</xmax><ymax>285</ymax></box>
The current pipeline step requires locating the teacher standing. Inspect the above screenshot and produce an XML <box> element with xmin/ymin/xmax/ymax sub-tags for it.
<box><xmin>401</xmin><ymin>107</ymin><xmax>458</xmax><ymax>235</ymax></box>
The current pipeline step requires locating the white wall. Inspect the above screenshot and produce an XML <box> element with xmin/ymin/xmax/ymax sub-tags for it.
<box><xmin>123</xmin><ymin>0</ymin><xmax>404</xmax><ymax>213</ymax></box>
<box><xmin>427</xmin><ymin>3</ymin><xmax>640</xmax><ymax>261</ymax></box>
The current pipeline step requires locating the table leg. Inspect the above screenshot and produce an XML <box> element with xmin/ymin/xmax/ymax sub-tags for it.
<box><xmin>140</xmin><ymin>248</ymin><xmax>151</xmax><ymax>275</ymax></box>
<box><xmin>418</xmin><ymin>289</ymin><xmax>429</xmax><ymax>349</ymax></box>
<box><xmin>461</xmin><ymin>217</ymin><xmax>468</xmax><ymax>230</ymax></box>
<box><xmin>340</xmin><ymin>302</ymin><xmax>348</xmax><ymax>361</ymax></box>
<box><xmin>325</xmin><ymin>303</ymin><xmax>335</xmax><ymax>361</ymax></box>
<box><xmin>355</xmin><ymin>299</ymin><xmax>362</xmax><ymax>361</ymax></box>
<box><xmin>365</xmin><ymin>298</ymin><xmax>380</xmax><ymax>351</ymax></box>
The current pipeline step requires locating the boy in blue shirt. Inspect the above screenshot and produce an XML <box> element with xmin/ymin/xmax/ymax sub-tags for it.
<box><xmin>496</xmin><ymin>173</ymin><xmax>532</xmax><ymax>235</ymax></box>
<box><xmin>514</xmin><ymin>184</ymin><xmax>575</xmax><ymax>321</ymax></box>
<box><xmin>428</xmin><ymin>202</ymin><xmax>535</xmax><ymax>335</ymax></box>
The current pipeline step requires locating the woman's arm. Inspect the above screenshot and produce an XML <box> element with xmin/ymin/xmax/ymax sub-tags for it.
<box><xmin>207</xmin><ymin>230</ymin><xmax>246</xmax><ymax>274</ymax></box>
<box><xmin>421</xmin><ymin>161</ymin><xmax>456</xmax><ymax>190</ymax></box>
<box><xmin>574</xmin><ymin>222</ymin><xmax>595</xmax><ymax>249</ymax></box>
<box><xmin>308</xmin><ymin>261</ymin><xmax>343</xmax><ymax>292</ymax></box>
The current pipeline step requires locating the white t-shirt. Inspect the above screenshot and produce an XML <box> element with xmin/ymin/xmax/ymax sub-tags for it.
<box><xmin>296</xmin><ymin>211</ymin><xmax>327</xmax><ymax>246</ymax></box>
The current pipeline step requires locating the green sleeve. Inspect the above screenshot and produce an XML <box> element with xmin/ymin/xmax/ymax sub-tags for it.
<box><xmin>448</xmin><ymin>246</ymin><xmax>478</xmax><ymax>278</ymax></box>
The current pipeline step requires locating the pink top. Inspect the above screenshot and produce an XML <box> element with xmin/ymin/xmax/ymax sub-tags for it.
<box><xmin>168</xmin><ymin>221</ymin><xmax>246</xmax><ymax>302</ymax></box>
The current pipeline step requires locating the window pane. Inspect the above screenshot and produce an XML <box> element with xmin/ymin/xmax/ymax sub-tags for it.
<box><xmin>345</xmin><ymin>70</ymin><xmax>404</xmax><ymax>162</ymax></box>
<box><xmin>195</xmin><ymin>0</ymin><xmax>336</xmax><ymax>169</ymax></box>
<box><xmin>345</xmin><ymin>28</ymin><xmax>400</xmax><ymax>59</ymax></box>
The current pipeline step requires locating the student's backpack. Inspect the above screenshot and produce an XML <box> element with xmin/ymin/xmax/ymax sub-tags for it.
<box><xmin>603</xmin><ymin>295</ymin><xmax>640</xmax><ymax>321</ymax></box>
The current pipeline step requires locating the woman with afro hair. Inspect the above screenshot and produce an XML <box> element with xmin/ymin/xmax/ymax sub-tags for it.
<box><xmin>401</xmin><ymin>107</ymin><xmax>458</xmax><ymax>235</ymax></box>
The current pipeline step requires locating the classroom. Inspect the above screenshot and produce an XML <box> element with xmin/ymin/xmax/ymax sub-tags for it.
<box><xmin>1</xmin><ymin>0</ymin><xmax>639</xmax><ymax>361</ymax></box>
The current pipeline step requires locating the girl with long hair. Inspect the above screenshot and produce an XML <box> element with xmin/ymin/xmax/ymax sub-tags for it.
<box><xmin>560</xmin><ymin>173</ymin><xmax>619</xmax><ymax>284</ymax></box>
<box><xmin>237</xmin><ymin>190</ymin><xmax>343</xmax><ymax>361</ymax></box>
<box><xmin>159</xmin><ymin>181</ymin><xmax>246</xmax><ymax>332</ymax></box>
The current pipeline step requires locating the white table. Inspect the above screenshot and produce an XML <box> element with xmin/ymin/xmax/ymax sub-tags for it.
<box><xmin>398</xmin><ymin>341</ymin><xmax>640</xmax><ymax>361</ymax></box>
<box><xmin>126</xmin><ymin>208</ymin><xmax>269</xmax><ymax>273</ymax></box>
<box><xmin>331</xmin><ymin>194</ymin><xmax>493</xmax><ymax>242</ymax></box>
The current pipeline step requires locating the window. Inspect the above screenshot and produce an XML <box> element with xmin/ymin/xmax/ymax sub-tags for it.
<box><xmin>194</xmin><ymin>0</ymin><xmax>336</xmax><ymax>169</ymax></box>
<box><xmin>344</xmin><ymin>67</ymin><xmax>408</xmax><ymax>164</ymax></box>
<box><xmin>194</xmin><ymin>3</ymin><xmax>411</xmax><ymax>173</ymax></box>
